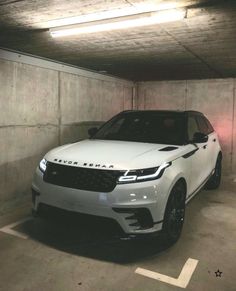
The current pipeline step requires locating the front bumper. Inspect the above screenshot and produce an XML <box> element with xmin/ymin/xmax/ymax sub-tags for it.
<box><xmin>32</xmin><ymin>167</ymin><xmax>166</xmax><ymax>235</ymax></box>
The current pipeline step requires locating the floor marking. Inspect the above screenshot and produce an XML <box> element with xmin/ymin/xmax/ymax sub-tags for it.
<box><xmin>135</xmin><ymin>258</ymin><xmax>199</xmax><ymax>288</ymax></box>
<box><xmin>0</xmin><ymin>217</ymin><xmax>33</xmax><ymax>239</ymax></box>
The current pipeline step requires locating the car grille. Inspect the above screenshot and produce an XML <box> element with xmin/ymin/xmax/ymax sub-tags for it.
<box><xmin>43</xmin><ymin>162</ymin><xmax>122</xmax><ymax>192</ymax></box>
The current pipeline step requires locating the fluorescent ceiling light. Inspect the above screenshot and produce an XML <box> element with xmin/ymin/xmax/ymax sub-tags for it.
<box><xmin>44</xmin><ymin>2</ymin><xmax>179</xmax><ymax>28</ymax></box>
<box><xmin>50</xmin><ymin>8</ymin><xmax>186</xmax><ymax>38</ymax></box>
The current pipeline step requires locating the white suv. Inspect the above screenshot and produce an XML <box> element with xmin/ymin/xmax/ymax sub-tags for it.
<box><xmin>32</xmin><ymin>110</ymin><xmax>222</xmax><ymax>243</ymax></box>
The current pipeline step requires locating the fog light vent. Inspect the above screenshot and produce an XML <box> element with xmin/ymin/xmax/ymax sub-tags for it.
<box><xmin>113</xmin><ymin>207</ymin><xmax>154</xmax><ymax>230</ymax></box>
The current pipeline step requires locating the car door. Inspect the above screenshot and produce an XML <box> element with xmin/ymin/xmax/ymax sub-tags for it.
<box><xmin>201</xmin><ymin>115</ymin><xmax>219</xmax><ymax>171</ymax></box>
<box><xmin>195</xmin><ymin>114</ymin><xmax>214</xmax><ymax>176</ymax></box>
<box><xmin>186</xmin><ymin>114</ymin><xmax>209</xmax><ymax>196</ymax></box>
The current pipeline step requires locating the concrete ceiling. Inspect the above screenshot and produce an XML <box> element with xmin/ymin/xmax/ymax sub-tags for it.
<box><xmin>0</xmin><ymin>0</ymin><xmax>236</xmax><ymax>81</ymax></box>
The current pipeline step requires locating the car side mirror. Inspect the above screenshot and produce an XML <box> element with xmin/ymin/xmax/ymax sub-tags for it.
<box><xmin>88</xmin><ymin>127</ymin><xmax>98</xmax><ymax>137</ymax></box>
<box><xmin>192</xmin><ymin>132</ymin><xmax>208</xmax><ymax>143</ymax></box>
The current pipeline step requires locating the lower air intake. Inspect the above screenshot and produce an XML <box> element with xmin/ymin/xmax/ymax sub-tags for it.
<box><xmin>113</xmin><ymin>207</ymin><xmax>154</xmax><ymax>230</ymax></box>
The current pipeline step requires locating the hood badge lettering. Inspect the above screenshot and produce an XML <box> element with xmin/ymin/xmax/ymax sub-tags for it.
<box><xmin>53</xmin><ymin>158</ymin><xmax>114</xmax><ymax>169</ymax></box>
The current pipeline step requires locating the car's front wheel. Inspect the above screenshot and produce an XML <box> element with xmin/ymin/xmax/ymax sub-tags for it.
<box><xmin>162</xmin><ymin>181</ymin><xmax>186</xmax><ymax>245</ymax></box>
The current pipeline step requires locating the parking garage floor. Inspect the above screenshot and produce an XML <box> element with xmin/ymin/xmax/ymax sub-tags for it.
<box><xmin>0</xmin><ymin>177</ymin><xmax>235</xmax><ymax>291</ymax></box>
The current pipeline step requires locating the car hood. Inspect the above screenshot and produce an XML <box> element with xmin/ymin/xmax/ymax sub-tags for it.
<box><xmin>45</xmin><ymin>139</ymin><xmax>191</xmax><ymax>170</ymax></box>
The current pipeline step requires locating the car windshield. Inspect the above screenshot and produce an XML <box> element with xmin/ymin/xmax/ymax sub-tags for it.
<box><xmin>92</xmin><ymin>111</ymin><xmax>186</xmax><ymax>145</ymax></box>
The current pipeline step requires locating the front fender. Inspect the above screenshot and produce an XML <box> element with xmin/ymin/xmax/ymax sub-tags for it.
<box><xmin>157</xmin><ymin>158</ymin><xmax>189</xmax><ymax>220</ymax></box>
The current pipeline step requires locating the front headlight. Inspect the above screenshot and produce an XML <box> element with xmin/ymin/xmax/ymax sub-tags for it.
<box><xmin>118</xmin><ymin>162</ymin><xmax>171</xmax><ymax>184</ymax></box>
<box><xmin>39</xmin><ymin>158</ymin><xmax>47</xmax><ymax>173</ymax></box>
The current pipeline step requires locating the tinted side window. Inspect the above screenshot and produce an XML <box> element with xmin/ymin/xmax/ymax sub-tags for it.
<box><xmin>195</xmin><ymin>115</ymin><xmax>209</xmax><ymax>135</ymax></box>
<box><xmin>188</xmin><ymin>116</ymin><xmax>199</xmax><ymax>141</ymax></box>
<box><xmin>204</xmin><ymin>117</ymin><xmax>214</xmax><ymax>134</ymax></box>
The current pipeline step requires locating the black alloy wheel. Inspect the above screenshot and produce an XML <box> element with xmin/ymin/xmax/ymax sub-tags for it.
<box><xmin>163</xmin><ymin>181</ymin><xmax>186</xmax><ymax>245</ymax></box>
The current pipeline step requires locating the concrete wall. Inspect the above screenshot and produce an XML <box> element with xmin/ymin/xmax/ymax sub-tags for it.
<box><xmin>1</xmin><ymin>47</ymin><xmax>235</xmax><ymax>215</ymax></box>
<box><xmin>0</xmin><ymin>51</ymin><xmax>133</xmax><ymax>214</ymax></box>
<box><xmin>137</xmin><ymin>79</ymin><xmax>236</xmax><ymax>174</ymax></box>
<box><xmin>60</xmin><ymin>72</ymin><xmax>133</xmax><ymax>144</ymax></box>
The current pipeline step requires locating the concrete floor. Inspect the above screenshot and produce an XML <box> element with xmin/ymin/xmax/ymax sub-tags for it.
<box><xmin>0</xmin><ymin>177</ymin><xmax>235</xmax><ymax>291</ymax></box>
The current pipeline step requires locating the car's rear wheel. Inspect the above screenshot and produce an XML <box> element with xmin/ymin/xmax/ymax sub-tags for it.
<box><xmin>162</xmin><ymin>181</ymin><xmax>186</xmax><ymax>245</ymax></box>
<box><xmin>205</xmin><ymin>155</ymin><xmax>222</xmax><ymax>190</ymax></box>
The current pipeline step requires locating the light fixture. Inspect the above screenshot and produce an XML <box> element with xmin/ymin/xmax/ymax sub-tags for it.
<box><xmin>44</xmin><ymin>2</ymin><xmax>179</xmax><ymax>28</ymax></box>
<box><xmin>49</xmin><ymin>8</ymin><xmax>186</xmax><ymax>38</ymax></box>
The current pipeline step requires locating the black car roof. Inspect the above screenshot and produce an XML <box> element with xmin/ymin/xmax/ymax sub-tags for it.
<box><xmin>121</xmin><ymin>110</ymin><xmax>203</xmax><ymax>115</ymax></box>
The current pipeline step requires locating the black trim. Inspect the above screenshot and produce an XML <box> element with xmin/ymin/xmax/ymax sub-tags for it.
<box><xmin>36</xmin><ymin>203</ymin><xmax>125</xmax><ymax>234</ymax></box>
<box><xmin>120</xmin><ymin>230</ymin><xmax>162</xmax><ymax>240</ymax></box>
<box><xmin>44</xmin><ymin>162</ymin><xmax>121</xmax><ymax>193</ymax></box>
<box><xmin>121</xmin><ymin>110</ymin><xmax>203</xmax><ymax>115</ymax></box>
<box><xmin>182</xmin><ymin>148</ymin><xmax>199</xmax><ymax>159</ymax></box>
<box><xmin>154</xmin><ymin>219</ymin><xmax>163</xmax><ymax>225</ymax></box>
<box><xmin>113</xmin><ymin>207</ymin><xmax>154</xmax><ymax>229</ymax></box>
<box><xmin>35</xmin><ymin>203</ymin><xmax>161</xmax><ymax>240</ymax></box>
<box><xmin>159</xmin><ymin>146</ymin><xmax>178</xmax><ymax>152</ymax></box>
<box><xmin>186</xmin><ymin>172</ymin><xmax>213</xmax><ymax>201</ymax></box>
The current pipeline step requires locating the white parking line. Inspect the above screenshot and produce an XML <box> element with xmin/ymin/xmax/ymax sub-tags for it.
<box><xmin>135</xmin><ymin>258</ymin><xmax>199</xmax><ymax>288</ymax></box>
<box><xmin>0</xmin><ymin>217</ymin><xmax>33</xmax><ymax>239</ymax></box>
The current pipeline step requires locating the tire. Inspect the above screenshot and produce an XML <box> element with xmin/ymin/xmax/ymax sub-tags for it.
<box><xmin>32</xmin><ymin>204</ymin><xmax>45</xmax><ymax>218</ymax></box>
<box><xmin>205</xmin><ymin>155</ymin><xmax>222</xmax><ymax>190</ymax></box>
<box><xmin>32</xmin><ymin>208</ymin><xmax>41</xmax><ymax>218</ymax></box>
<box><xmin>162</xmin><ymin>181</ymin><xmax>186</xmax><ymax>245</ymax></box>
<box><xmin>32</xmin><ymin>209</ymin><xmax>37</xmax><ymax>217</ymax></box>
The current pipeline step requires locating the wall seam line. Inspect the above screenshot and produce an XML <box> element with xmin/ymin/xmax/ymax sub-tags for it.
<box><xmin>123</xmin><ymin>86</ymin><xmax>125</xmax><ymax>110</ymax></box>
<box><xmin>132</xmin><ymin>82</ymin><xmax>137</xmax><ymax>110</ymax></box>
<box><xmin>231</xmin><ymin>78</ymin><xmax>236</xmax><ymax>173</ymax></box>
<box><xmin>185</xmin><ymin>80</ymin><xmax>188</xmax><ymax>110</ymax></box>
<box><xmin>0</xmin><ymin>124</ymin><xmax>58</xmax><ymax>128</ymax></box>
<box><xmin>0</xmin><ymin>47</ymin><xmax>133</xmax><ymax>86</ymax></box>
<box><xmin>58</xmin><ymin>71</ymin><xmax>62</xmax><ymax>145</ymax></box>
